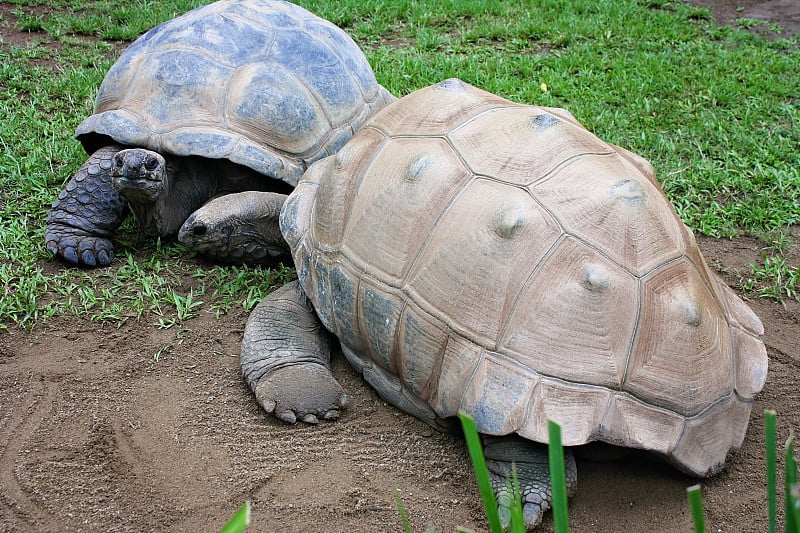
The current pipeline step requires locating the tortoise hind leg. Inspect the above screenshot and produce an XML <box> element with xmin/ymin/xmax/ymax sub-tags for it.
<box><xmin>241</xmin><ymin>280</ymin><xmax>349</xmax><ymax>424</ymax></box>
<box><xmin>483</xmin><ymin>436</ymin><xmax>578</xmax><ymax>529</ymax></box>
<box><xmin>45</xmin><ymin>145</ymin><xmax>127</xmax><ymax>266</ymax></box>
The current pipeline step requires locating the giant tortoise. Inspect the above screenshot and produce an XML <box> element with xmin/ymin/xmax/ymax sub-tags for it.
<box><xmin>226</xmin><ymin>79</ymin><xmax>767</xmax><ymax>529</ymax></box>
<box><xmin>45</xmin><ymin>0</ymin><xmax>393</xmax><ymax>267</ymax></box>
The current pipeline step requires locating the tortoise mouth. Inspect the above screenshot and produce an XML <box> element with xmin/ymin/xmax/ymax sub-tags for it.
<box><xmin>112</xmin><ymin>176</ymin><xmax>165</xmax><ymax>203</ymax></box>
<box><xmin>110</xmin><ymin>148</ymin><xmax>168</xmax><ymax>202</ymax></box>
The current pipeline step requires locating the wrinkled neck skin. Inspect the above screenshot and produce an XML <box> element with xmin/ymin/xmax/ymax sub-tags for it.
<box><xmin>133</xmin><ymin>155</ymin><xmax>282</xmax><ymax>238</ymax></box>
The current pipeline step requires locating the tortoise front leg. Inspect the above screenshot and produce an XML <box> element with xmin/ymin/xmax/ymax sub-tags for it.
<box><xmin>241</xmin><ymin>280</ymin><xmax>349</xmax><ymax>424</ymax></box>
<box><xmin>483</xmin><ymin>436</ymin><xmax>578</xmax><ymax>530</ymax></box>
<box><xmin>45</xmin><ymin>145</ymin><xmax>127</xmax><ymax>266</ymax></box>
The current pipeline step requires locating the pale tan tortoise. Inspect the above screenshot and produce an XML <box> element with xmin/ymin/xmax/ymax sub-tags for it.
<box><xmin>45</xmin><ymin>0</ymin><xmax>394</xmax><ymax>267</ymax></box>
<box><xmin>218</xmin><ymin>79</ymin><xmax>768</xmax><ymax>529</ymax></box>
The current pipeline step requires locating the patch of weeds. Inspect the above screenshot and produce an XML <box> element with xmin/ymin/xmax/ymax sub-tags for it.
<box><xmin>147</xmin><ymin>341</ymin><xmax>173</xmax><ymax>371</ymax></box>
<box><xmin>741</xmin><ymin>254</ymin><xmax>799</xmax><ymax>301</ymax></box>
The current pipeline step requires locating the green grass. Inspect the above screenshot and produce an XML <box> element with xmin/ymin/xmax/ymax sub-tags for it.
<box><xmin>1</xmin><ymin>0</ymin><xmax>798</xmax><ymax>330</ymax></box>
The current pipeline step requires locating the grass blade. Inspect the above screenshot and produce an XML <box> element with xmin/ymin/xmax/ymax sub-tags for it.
<box><xmin>218</xmin><ymin>501</ymin><xmax>250</xmax><ymax>533</ymax></box>
<box><xmin>507</xmin><ymin>470</ymin><xmax>526</xmax><ymax>533</ymax></box>
<box><xmin>547</xmin><ymin>420</ymin><xmax>570</xmax><ymax>533</ymax></box>
<box><xmin>394</xmin><ymin>487</ymin><xmax>414</xmax><ymax>533</ymax></box>
<box><xmin>458</xmin><ymin>412</ymin><xmax>503</xmax><ymax>533</ymax></box>
<box><xmin>765</xmin><ymin>409</ymin><xmax>778</xmax><ymax>533</ymax></box>
<box><xmin>790</xmin><ymin>484</ymin><xmax>800</xmax><ymax>533</ymax></box>
<box><xmin>787</xmin><ymin>433</ymin><xmax>798</xmax><ymax>533</ymax></box>
<box><xmin>687</xmin><ymin>484</ymin><xmax>705</xmax><ymax>533</ymax></box>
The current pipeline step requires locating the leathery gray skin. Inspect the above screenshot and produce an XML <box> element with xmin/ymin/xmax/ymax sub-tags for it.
<box><xmin>178</xmin><ymin>191</ymin><xmax>290</xmax><ymax>265</ymax></box>
<box><xmin>240</xmin><ymin>279</ymin><xmax>579</xmax><ymax>529</ymax></box>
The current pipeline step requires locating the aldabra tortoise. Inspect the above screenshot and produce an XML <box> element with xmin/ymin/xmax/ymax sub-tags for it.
<box><xmin>45</xmin><ymin>0</ymin><xmax>393</xmax><ymax>267</ymax></box>
<box><xmin>238</xmin><ymin>79</ymin><xmax>768</xmax><ymax>529</ymax></box>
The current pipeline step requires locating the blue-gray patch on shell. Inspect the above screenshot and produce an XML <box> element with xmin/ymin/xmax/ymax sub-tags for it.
<box><xmin>609</xmin><ymin>178</ymin><xmax>648</xmax><ymax>207</ymax></box>
<box><xmin>235</xmin><ymin>68</ymin><xmax>324</xmax><ymax>140</ymax></box>
<box><xmin>471</xmin><ymin>356</ymin><xmax>534</xmax><ymax>434</ymax></box>
<box><xmin>278</xmin><ymin>190</ymin><xmax>303</xmax><ymax>247</ymax></box>
<box><xmin>148</xmin><ymin>49</ymin><xmax>229</xmax><ymax>101</ymax></box>
<box><xmin>311</xmin><ymin>256</ymin><xmax>334</xmax><ymax>332</ymax></box>
<box><xmin>167</xmin><ymin>131</ymin><xmax>237</xmax><ymax>159</ymax></box>
<box><xmin>303</xmin><ymin>20</ymin><xmax>376</xmax><ymax>91</ymax></box>
<box><xmin>329</xmin><ymin>266</ymin><xmax>360</xmax><ymax>352</ymax></box>
<box><xmin>295</xmin><ymin>244</ymin><xmax>312</xmax><ymax>295</ymax></box>
<box><xmin>360</xmin><ymin>285</ymin><xmax>399</xmax><ymax>370</ymax></box>
<box><xmin>77</xmin><ymin>110</ymin><xmax>150</xmax><ymax>148</ymax></box>
<box><xmin>158</xmin><ymin>15</ymin><xmax>271</xmax><ymax>65</ymax></box>
<box><xmin>269</xmin><ymin>30</ymin><xmax>362</xmax><ymax>118</ymax></box>
<box><xmin>528</xmin><ymin>114</ymin><xmax>561</xmax><ymax>130</ymax></box>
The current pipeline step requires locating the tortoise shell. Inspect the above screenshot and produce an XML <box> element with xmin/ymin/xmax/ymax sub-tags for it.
<box><xmin>281</xmin><ymin>79</ymin><xmax>768</xmax><ymax>476</ymax></box>
<box><xmin>75</xmin><ymin>0</ymin><xmax>393</xmax><ymax>186</ymax></box>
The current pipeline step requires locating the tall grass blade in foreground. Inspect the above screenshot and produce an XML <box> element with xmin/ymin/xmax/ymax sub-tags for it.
<box><xmin>547</xmin><ymin>420</ymin><xmax>570</xmax><ymax>533</ymax></box>
<box><xmin>786</xmin><ymin>433</ymin><xmax>799</xmax><ymax>533</ymax></box>
<box><xmin>458</xmin><ymin>412</ymin><xmax>504</xmax><ymax>533</ymax></box>
<box><xmin>218</xmin><ymin>501</ymin><xmax>250</xmax><ymax>533</ymax></box>
<box><xmin>766</xmin><ymin>409</ymin><xmax>778</xmax><ymax>533</ymax></box>
<box><xmin>686</xmin><ymin>484</ymin><xmax>706</xmax><ymax>533</ymax></box>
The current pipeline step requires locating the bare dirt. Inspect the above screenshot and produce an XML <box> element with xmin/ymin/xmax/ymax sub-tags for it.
<box><xmin>2</xmin><ymin>1</ymin><xmax>799</xmax><ymax>532</ymax></box>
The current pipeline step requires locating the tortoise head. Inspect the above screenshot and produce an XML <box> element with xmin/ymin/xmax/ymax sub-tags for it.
<box><xmin>110</xmin><ymin>148</ymin><xmax>182</xmax><ymax>237</ymax></box>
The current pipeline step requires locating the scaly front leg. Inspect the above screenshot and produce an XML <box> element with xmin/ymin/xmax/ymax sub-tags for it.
<box><xmin>45</xmin><ymin>145</ymin><xmax>127</xmax><ymax>266</ymax></box>
<box><xmin>241</xmin><ymin>280</ymin><xmax>349</xmax><ymax>424</ymax></box>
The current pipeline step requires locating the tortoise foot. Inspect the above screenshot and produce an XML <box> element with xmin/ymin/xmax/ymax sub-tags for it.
<box><xmin>45</xmin><ymin>227</ymin><xmax>115</xmax><ymax>267</ymax></box>
<box><xmin>254</xmin><ymin>363</ymin><xmax>348</xmax><ymax>424</ymax></box>
<box><xmin>484</xmin><ymin>436</ymin><xmax>577</xmax><ymax>530</ymax></box>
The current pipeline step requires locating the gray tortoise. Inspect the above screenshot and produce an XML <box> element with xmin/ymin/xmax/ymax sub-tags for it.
<box><xmin>232</xmin><ymin>79</ymin><xmax>767</xmax><ymax>529</ymax></box>
<box><xmin>45</xmin><ymin>0</ymin><xmax>393</xmax><ymax>267</ymax></box>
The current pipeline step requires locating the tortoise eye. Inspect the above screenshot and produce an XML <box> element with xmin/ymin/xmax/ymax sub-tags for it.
<box><xmin>144</xmin><ymin>157</ymin><xmax>160</xmax><ymax>171</ymax></box>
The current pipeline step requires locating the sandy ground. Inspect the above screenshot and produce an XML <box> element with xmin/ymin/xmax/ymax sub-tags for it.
<box><xmin>1</xmin><ymin>1</ymin><xmax>798</xmax><ymax>531</ymax></box>
<box><xmin>2</xmin><ymin>234</ymin><xmax>798</xmax><ymax>533</ymax></box>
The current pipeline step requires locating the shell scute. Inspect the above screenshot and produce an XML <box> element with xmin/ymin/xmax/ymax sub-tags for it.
<box><xmin>500</xmin><ymin>237</ymin><xmax>639</xmax><ymax>389</ymax></box>
<box><xmin>461</xmin><ymin>354</ymin><xmax>539</xmax><ymax>435</ymax></box>
<box><xmin>358</xmin><ymin>282</ymin><xmax>402</xmax><ymax>371</ymax></box>
<box><xmin>521</xmin><ymin>379</ymin><xmax>612</xmax><ymax>444</ymax></box>
<box><xmin>340</xmin><ymin>137</ymin><xmax>472</xmax><ymax>284</ymax></box>
<box><xmin>397</xmin><ymin>302</ymin><xmax>449</xmax><ymax>399</ymax></box>
<box><xmin>406</xmin><ymin>179</ymin><xmax>562</xmax><ymax>346</ymax></box>
<box><xmin>626</xmin><ymin>260</ymin><xmax>733</xmax><ymax>416</ymax></box>
<box><xmin>598</xmin><ymin>393</ymin><xmax>684</xmax><ymax>454</ymax></box>
<box><xmin>532</xmin><ymin>153</ymin><xmax>685</xmax><ymax>276</ymax></box>
<box><xmin>448</xmin><ymin>107</ymin><xmax>607</xmax><ymax>186</ymax></box>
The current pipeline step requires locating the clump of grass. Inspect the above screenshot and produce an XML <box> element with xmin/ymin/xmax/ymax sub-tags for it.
<box><xmin>741</xmin><ymin>254</ymin><xmax>799</xmax><ymax>302</ymax></box>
